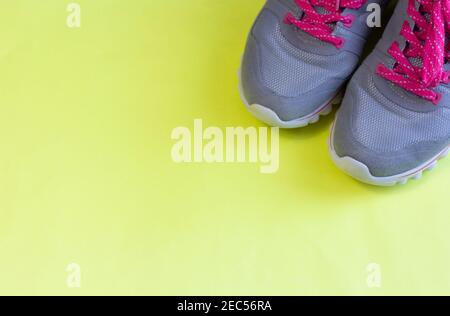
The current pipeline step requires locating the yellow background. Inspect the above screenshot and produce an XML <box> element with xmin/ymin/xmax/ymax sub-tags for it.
<box><xmin>0</xmin><ymin>0</ymin><xmax>449</xmax><ymax>295</ymax></box>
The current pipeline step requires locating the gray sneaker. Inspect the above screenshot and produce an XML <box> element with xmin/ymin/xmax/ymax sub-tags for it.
<box><xmin>330</xmin><ymin>0</ymin><xmax>450</xmax><ymax>186</ymax></box>
<box><xmin>239</xmin><ymin>0</ymin><xmax>385</xmax><ymax>128</ymax></box>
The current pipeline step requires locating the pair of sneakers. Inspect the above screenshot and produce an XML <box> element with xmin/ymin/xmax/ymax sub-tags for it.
<box><xmin>239</xmin><ymin>0</ymin><xmax>450</xmax><ymax>186</ymax></box>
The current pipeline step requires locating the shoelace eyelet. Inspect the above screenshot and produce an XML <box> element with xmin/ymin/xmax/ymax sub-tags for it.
<box><xmin>342</xmin><ymin>14</ymin><xmax>355</xmax><ymax>28</ymax></box>
<box><xmin>442</xmin><ymin>73</ymin><xmax>450</xmax><ymax>84</ymax></box>
<box><xmin>335</xmin><ymin>38</ymin><xmax>345</xmax><ymax>49</ymax></box>
<box><xmin>432</xmin><ymin>93</ymin><xmax>443</xmax><ymax>105</ymax></box>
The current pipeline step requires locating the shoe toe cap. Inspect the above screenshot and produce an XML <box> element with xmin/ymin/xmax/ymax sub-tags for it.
<box><xmin>332</xmin><ymin>74</ymin><xmax>450</xmax><ymax>179</ymax></box>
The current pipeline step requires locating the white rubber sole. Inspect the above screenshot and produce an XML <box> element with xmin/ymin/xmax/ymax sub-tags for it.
<box><xmin>328</xmin><ymin>120</ymin><xmax>450</xmax><ymax>186</ymax></box>
<box><xmin>238</xmin><ymin>69</ymin><xmax>342</xmax><ymax>128</ymax></box>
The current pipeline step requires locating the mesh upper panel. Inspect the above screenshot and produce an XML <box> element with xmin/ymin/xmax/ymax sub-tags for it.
<box><xmin>352</xmin><ymin>74</ymin><xmax>450</xmax><ymax>153</ymax></box>
<box><xmin>256</xmin><ymin>12</ymin><xmax>349</xmax><ymax>97</ymax></box>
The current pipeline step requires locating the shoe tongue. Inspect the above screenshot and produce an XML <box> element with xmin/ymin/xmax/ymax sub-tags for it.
<box><xmin>405</xmin><ymin>7</ymin><xmax>450</xmax><ymax>72</ymax></box>
<box><xmin>407</xmin><ymin>11</ymin><xmax>431</xmax><ymax>69</ymax></box>
<box><xmin>313</xmin><ymin>5</ymin><xmax>338</xmax><ymax>29</ymax></box>
<box><xmin>314</xmin><ymin>6</ymin><xmax>331</xmax><ymax>15</ymax></box>
<box><xmin>406</xmin><ymin>10</ymin><xmax>450</xmax><ymax>68</ymax></box>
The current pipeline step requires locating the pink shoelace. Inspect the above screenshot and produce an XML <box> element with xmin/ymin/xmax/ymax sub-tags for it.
<box><xmin>377</xmin><ymin>0</ymin><xmax>450</xmax><ymax>105</ymax></box>
<box><xmin>284</xmin><ymin>0</ymin><xmax>366</xmax><ymax>48</ymax></box>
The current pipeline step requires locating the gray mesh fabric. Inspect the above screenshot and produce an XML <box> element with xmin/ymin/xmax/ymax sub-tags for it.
<box><xmin>352</xmin><ymin>74</ymin><xmax>450</xmax><ymax>153</ymax></box>
<box><xmin>333</xmin><ymin>65</ymin><xmax>450</xmax><ymax>177</ymax></box>
<box><xmin>257</xmin><ymin>14</ymin><xmax>349</xmax><ymax>97</ymax></box>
